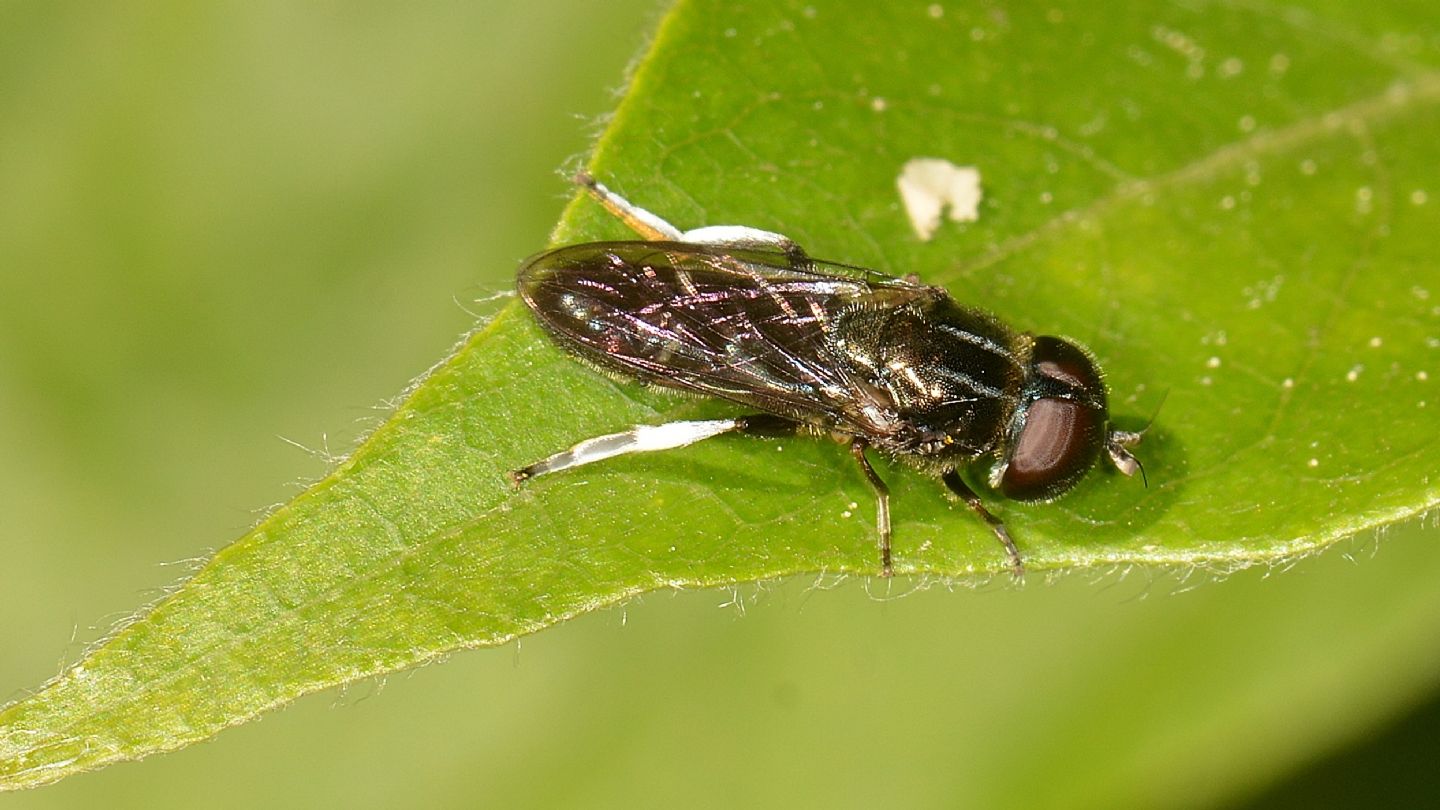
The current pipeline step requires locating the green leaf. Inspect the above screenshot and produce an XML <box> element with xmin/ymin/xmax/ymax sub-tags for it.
<box><xmin>3</xmin><ymin>0</ymin><xmax>1439</xmax><ymax>795</ymax></box>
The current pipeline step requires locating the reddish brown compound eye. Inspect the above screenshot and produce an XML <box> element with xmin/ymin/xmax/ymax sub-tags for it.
<box><xmin>999</xmin><ymin>397</ymin><xmax>1105</xmax><ymax>501</ymax></box>
<box><xmin>1031</xmin><ymin>336</ymin><xmax>1103</xmax><ymax>394</ymax></box>
<box><xmin>998</xmin><ymin>336</ymin><xmax>1110</xmax><ymax>502</ymax></box>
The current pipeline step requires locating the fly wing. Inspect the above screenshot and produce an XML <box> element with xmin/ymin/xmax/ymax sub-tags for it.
<box><xmin>517</xmin><ymin>241</ymin><xmax>936</xmax><ymax>430</ymax></box>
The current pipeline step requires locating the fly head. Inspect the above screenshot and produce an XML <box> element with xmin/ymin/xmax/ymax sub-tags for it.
<box><xmin>989</xmin><ymin>336</ymin><xmax>1139</xmax><ymax>501</ymax></box>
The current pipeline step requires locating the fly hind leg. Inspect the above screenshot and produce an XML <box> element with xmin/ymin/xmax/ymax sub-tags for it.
<box><xmin>510</xmin><ymin>414</ymin><xmax>799</xmax><ymax>484</ymax></box>
<box><xmin>573</xmin><ymin>171</ymin><xmax>684</xmax><ymax>241</ymax></box>
<box><xmin>573</xmin><ymin>172</ymin><xmax>805</xmax><ymax>259</ymax></box>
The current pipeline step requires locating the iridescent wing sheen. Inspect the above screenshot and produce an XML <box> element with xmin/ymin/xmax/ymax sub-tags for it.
<box><xmin>517</xmin><ymin>241</ymin><xmax>938</xmax><ymax>430</ymax></box>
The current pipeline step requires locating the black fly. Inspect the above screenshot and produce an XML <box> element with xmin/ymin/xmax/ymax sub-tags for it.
<box><xmin>511</xmin><ymin>173</ymin><xmax>1144</xmax><ymax>577</ymax></box>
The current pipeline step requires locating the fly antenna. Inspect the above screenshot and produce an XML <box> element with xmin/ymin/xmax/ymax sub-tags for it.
<box><xmin>1140</xmin><ymin>388</ymin><xmax>1169</xmax><ymax>434</ymax></box>
<box><xmin>1106</xmin><ymin>389</ymin><xmax>1166</xmax><ymax>486</ymax></box>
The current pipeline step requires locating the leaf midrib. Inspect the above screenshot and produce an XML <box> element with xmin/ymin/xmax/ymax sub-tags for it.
<box><xmin>960</xmin><ymin>71</ymin><xmax>1440</xmax><ymax>276</ymax></box>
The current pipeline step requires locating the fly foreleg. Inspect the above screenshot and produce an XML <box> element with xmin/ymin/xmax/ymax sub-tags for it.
<box><xmin>941</xmin><ymin>469</ymin><xmax>1024</xmax><ymax>578</ymax></box>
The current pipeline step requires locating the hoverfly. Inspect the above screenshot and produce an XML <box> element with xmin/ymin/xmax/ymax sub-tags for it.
<box><xmin>511</xmin><ymin>172</ymin><xmax>1144</xmax><ymax>577</ymax></box>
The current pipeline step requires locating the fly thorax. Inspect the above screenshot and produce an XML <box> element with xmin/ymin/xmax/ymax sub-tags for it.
<box><xmin>878</xmin><ymin>302</ymin><xmax>1023</xmax><ymax>455</ymax></box>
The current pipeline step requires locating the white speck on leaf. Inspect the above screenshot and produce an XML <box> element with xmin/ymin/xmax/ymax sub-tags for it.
<box><xmin>1127</xmin><ymin>45</ymin><xmax>1155</xmax><ymax>67</ymax></box>
<box><xmin>1356</xmin><ymin>186</ymin><xmax>1374</xmax><ymax>214</ymax></box>
<box><xmin>1153</xmin><ymin>25</ymin><xmax>1206</xmax><ymax>73</ymax></box>
<box><xmin>1243</xmin><ymin>275</ymin><xmax>1285</xmax><ymax>309</ymax></box>
<box><xmin>1078</xmin><ymin>113</ymin><xmax>1107</xmax><ymax>136</ymax></box>
<box><xmin>927</xmin><ymin>3</ymin><xmax>943</xmax><ymax>18</ymax></box>
<box><xmin>897</xmin><ymin>158</ymin><xmax>983</xmax><ymax>240</ymax></box>
<box><xmin>1346</xmin><ymin>365</ymin><xmax>1364</xmax><ymax>382</ymax></box>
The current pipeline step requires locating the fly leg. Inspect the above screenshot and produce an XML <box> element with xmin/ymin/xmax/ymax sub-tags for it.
<box><xmin>573</xmin><ymin>172</ymin><xmax>804</xmax><ymax>258</ymax></box>
<box><xmin>849</xmin><ymin>439</ymin><xmax>894</xmax><ymax>578</ymax></box>
<box><xmin>510</xmin><ymin>414</ymin><xmax>797</xmax><ymax>484</ymax></box>
<box><xmin>573</xmin><ymin>171</ymin><xmax>684</xmax><ymax>241</ymax></box>
<box><xmin>941</xmin><ymin>470</ymin><xmax>1025</xmax><ymax>578</ymax></box>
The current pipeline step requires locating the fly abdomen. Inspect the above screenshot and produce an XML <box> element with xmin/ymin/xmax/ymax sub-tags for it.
<box><xmin>517</xmin><ymin>240</ymin><xmax>882</xmax><ymax>422</ymax></box>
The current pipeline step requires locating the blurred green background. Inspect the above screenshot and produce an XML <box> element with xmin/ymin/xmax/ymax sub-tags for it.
<box><xmin>3</xmin><ymin>2</ymin><xmax>1440</xmax><ymax>807</ymax></box>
